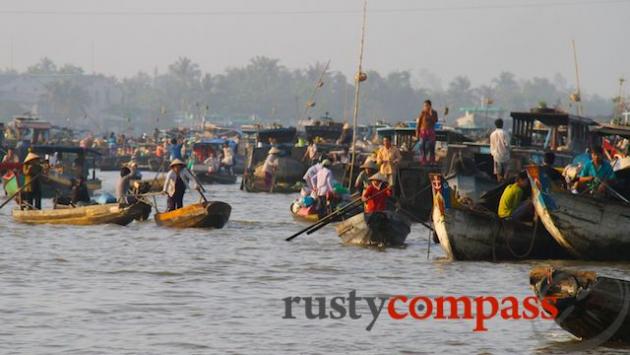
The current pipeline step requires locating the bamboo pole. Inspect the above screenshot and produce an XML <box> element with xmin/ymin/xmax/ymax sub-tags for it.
<box><xmin>348</xmin><ymin>0</ymin><xmax>368</xmax><ymax>190</ymax></box>
<box><xmin>571</xmin><ymin>40</ymin><xmax>583</xmax><ymax>115</ymax></box>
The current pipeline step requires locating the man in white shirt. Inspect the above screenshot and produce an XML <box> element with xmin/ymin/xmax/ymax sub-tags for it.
<box><xmin>490</xmin><ymin>118</ymin><xmax>511</xmax><ymax>182</ymax></box>
<box><xmin>303</xmin><ymin>161</ymin><xmax>322</xmax><ymax>191</ymax></box>
<box><xmin>314</xmin><ymin>159</ymin><xmax>334</xmax><ymax>218</ymax></box>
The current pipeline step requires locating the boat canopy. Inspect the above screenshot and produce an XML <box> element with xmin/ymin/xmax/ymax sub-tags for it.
<box><xmin>590</xmin><ymin>124</ymin><xmax>630</xmax><ymax>138</ymax></box>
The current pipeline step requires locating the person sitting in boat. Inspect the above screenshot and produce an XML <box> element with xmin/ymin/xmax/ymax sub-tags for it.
<box><xmin>162</xmin><ymin>159</ymin><xmax>198</xmax><ymax>211</ymax></box>
<box><xmin>490</xmin><ymin>118</ymin><xmax>510</xmax><ymax>182</ymax></box>
<box><xmin>577</xmin><ymin>145</ymin><xmax>616</xmax><ymax>195</ymax></box>
<box><xmin>314</xmin><ymin>159</ymin><xmax>334</xmax><ymax>218</ymax></box>
<box><xmin>541</xmin><ymin>152</ymin><xmax>566</xmax><ymax>191</ymax></box>
<box><xmin>22</xmin><ymin>152</ymin><xmax>43</xmax><ymax>210</ymax></box>
<box><xmin>220</xmin><ymin>142</ymin><xmax>235</xmax><ymax>176</ymax></box>
<box><xmin>362</xmin><ymin>173</ymin><xmax>393</xmax><ymax>214</ymax></box>
<box><xmin>498</xmin><ymin>171</ymin><xmax>532</xmax><ymax>222</ymax></box>
<box><xmin>376</xmin><ymin>137</ymin><xmax>401</xmax><ymax>187</ymax></box>
<box><xmin>204</xmin><ymin>151</ymin><xmax>220</xmax><ymax>173</ymax></box>
<box><xmin>354</xmin><ymin>160</ymin><xmax>378</xmax><ymax>193</ymax></box>
<box><xmin>70</xmin><ymin>176</ymin><xmax>91</xmax><ymax>205</ymax></box>
<box><xmin>263</xmin><ymin>147</ymin><xmax>281</xmax><ymax>189</ymax></box>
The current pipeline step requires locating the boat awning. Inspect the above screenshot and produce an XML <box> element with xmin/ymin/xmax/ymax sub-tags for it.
<box><xmin>591</xmin><ymin>124</ymin><xmax>630</xmax><ymax>138</ymax></box>
<box><xmin>511</xmin><ymin>111</ymin><xmax>596</xmax><ymax>127</ymax></box>
<box><xmin>31</xmin><ymin>145</ymin><xmax>102</xmax><ymax>156</ymax></box>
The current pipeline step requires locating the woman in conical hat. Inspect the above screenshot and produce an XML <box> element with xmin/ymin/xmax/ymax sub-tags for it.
<box><xmin>22</xmin><ymin>152</ymin><xmax>43</xmax><ymax>210</ymax></box>
<box><xmin>162</xmin><ymin>158</ymin><xmax>198</xmax><ymax>211</ymax></box>
<box><xmin>362</xmin><ymin>172</ymin><xmax>393</xmax><ymax>214</ymax></box>
<box><xmin>354</xmin><ymin>160</ymin><xmax>379</xmax><ymax>193</ymax></box>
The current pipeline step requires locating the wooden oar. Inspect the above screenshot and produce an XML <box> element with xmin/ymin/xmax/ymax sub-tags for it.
<box><xmin>0</xmin><ymin>174</ymin><xmax>40</xmax><ymax>210</ymax></box>
<box><xmin>185</xmin><ymin>167</ymin><xmax>208</xmax><ymax>203</ymax></box>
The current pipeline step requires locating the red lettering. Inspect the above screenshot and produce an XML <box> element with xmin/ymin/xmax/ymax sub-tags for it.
<box><xmin>540</xmin><ymin>296</ymin><xmax>559</xmax><ymax>320</ymax></box>
<box><xmin>499</xmin><ymin>296</ymin><xmax>521</xmax><ymax>320</ymax></box>
<box><xmin>387</xmin><ymin>295</ymin><xmax>408</xmax><ymax>320</ymax></box>
<box><xmin>435</xmin><ymin>296</ymin><xmax>473</xmax><ymax>319</ymax></box>
<box><xmin>409</xmin><ymin>296</ymin><xmax>433</xmax><ymax>320</ymax></box>
<box><xmin>474</xmin><ymin>296</ymin><xmax>499</xmax><ymax>332</ymax></box>
<box><xmin>521</xmin><ymin>296</ymin><xmax>540</xmax><ymax>320</ymax></box>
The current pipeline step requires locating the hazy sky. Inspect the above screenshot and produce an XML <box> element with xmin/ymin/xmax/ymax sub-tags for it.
<box><xmin>0</xmin><ymin>0</ymin><xmax>628</xmax><ymax>96</ymax></box>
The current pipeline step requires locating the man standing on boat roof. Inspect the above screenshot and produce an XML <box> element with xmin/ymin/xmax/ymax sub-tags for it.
<box><xmin>376</xmin><ymin>136</ymin><xmax>401</xmax><ymax>187</ymax></box>
<box><xmin>362</xmin><ymin>173</ymin><xmax>393</xmax><ymax>214</ymax></box>
<box><xmin>577</xmin><ymin>145</ymin><xmax>616</xmax><ymax>195</ymax></box>
<box><xmin>490</xmin><ymin>118</ymin><xmax>511</xmax><ymax>182</ymax></box>
<box><xmin>162</xmin><ymin>159</ymin><xmax>198</xmax><ymax>211</ymax></box>
<box><xmin>22</xmin><ymin>152</ymin><xmax>43</xmax><ymax>210</ymax></box>
<box><xmin>416</xmin><ymin>99</ymin><xmax>439</xmax><ymax>165</ymax></box>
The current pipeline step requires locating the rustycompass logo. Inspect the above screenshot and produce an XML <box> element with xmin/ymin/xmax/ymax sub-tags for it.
<box><xmin>283</xmin><ymin>290</ymin><xmax>558</xmax><ymax>331</ymax></box>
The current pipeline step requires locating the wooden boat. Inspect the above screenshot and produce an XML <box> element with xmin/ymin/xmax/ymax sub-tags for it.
<box><xmin>290</xmin><ymin>201</ymin><xmax>319</xmax><ymax>222</ymax></box>
<box><xmin>154</xmin><ymin>201</ymin><xmax>231</xmax><ymax>229</ymax></box>
<box><xmin>191</xmin><ymin>166</ymin><xmax>237</xmax><ymax>185</ymax></box>
<box><xmin>12</xmin><ymin>202</ymin><xmax>150</xmax><ymax>226</ymax></box>
<box><xmin>527</xmin><ymin>165</ymin><xmax>630</xmax><ymax>260</ymax></box>
<box><xmin>430</xmin><ymin>174</ymin><xmax>570</xmax><ymax>261</ymax></box>
<box><xmin>530</xmin><ymin>265</ymin><xmax>630</xmax><ymax>344</ymax></box>
<box><xmin>336</xmin><ymin>211</ymin><xmax>410</xmax><ymax>247</ymax></box>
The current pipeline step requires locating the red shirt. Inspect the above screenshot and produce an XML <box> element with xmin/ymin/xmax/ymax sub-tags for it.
<box><xmin>363</xmin><ymin>185</ymin><xmax>392</xmax><ymax>213</ymax></box>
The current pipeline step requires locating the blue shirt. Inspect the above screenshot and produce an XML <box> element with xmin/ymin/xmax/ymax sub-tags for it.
<box><xmin>579</xmin><ymin>160</ymin><xmax>615</xmax><ymax>181</ymax></box>
<box><xmin>169</xmin><ymin>144</ymin><xmax>183</xmax><ymax>160</ymax></box>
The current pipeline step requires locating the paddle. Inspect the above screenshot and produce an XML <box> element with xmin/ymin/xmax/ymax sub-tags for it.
<box><xmin>0</xmin><ymin>174</ymin><xmax>40</xmax><ymax>210</ymax></box>
<box><xmin>185</xmin><ymin>167</ymin><xmax>208</xmax><ymax>203</ymax></box>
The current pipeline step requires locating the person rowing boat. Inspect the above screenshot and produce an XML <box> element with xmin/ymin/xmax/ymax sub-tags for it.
<box><xmin>162</xmin><ymin>159</ymin><xmax>199</xmax><ymax>211</ymax></box>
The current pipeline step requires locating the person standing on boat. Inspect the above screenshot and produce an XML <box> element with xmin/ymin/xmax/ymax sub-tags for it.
<box><xmin>362</xmin><ymin>173</ymin><xmax>393</xmax><ymax>214</ymax></box>
<box><xmin>578</xmin><ymin>146</ymin><xmax>616</xmax><ymax>194</ymax></box>
<box><xmin>303</xmin><ymin>159</ymin><xmax>322</xmax><ymax>192</ymax></box>
<box><xmin>303</xmin><ymin>139</ymin><xmax>318</xmax><ymax>165</ymax></box>
<box><xmin>416</xmin><ymin>100</ymin><xmax>439</xmax><ymax>165</ymax></box>
<box><xmin>1</xmin><ymin>148</ymin><xmax>19</xmax><ymax>164</ymax></box>
<box><xmin>354</xmin><ymin>160</ymin><xmax>378</xmax><ymax>193</ymax></box>
<box><xmin>376</xmin><ymin>137</ymin><xmax>401</xmax><ymax>186</ymax></box>
<box><xmin>169</xmin><ymin>138</ymin><xmax>184</xmax><ymax>161</ymax></box>
<box><xmin>116</xmin><ymin>166</ymin><xmax>138</xmax><ymax>204</ymax></box>
<box><xmin>22</xmin><ymin>152</ymin><xmax>43</xmax><ymax>210</ymax></box>
<box><xmin>498</xmin><ymin>171</ymin><xmax>532</xmax><ymax>221</ymax></box>
<box><xmin>490</xmin><ymin>118</ymin><xmax>511</xmax><ymax>182</ymax></box>
<box><xmin>263</xmin><ymin>147</ymin><xmax>281</xmax><ymax>190</ymax></box>
<box><xmin>163</xmin><ymin>159</ymin><xmax>198</xmax><ymax>211</ymax></box>
<box><xmin>314</xmin><ymin>159</ymin><xmax>334</xmax><ymax>218</ymax></box>
<box><xmin>221</xmin><ymin>142</ymin><xmax>235</xmax><ymax>176</ymax></box>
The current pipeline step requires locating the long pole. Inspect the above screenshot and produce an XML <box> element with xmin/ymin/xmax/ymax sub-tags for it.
<box><xmin>348</xmin><ymin>0</ymin><xmax>368</xmax><ymax>190</ymax></box>
<box><xmin>571</xmin><ymin>39</ymin><xmax>583</xmax><ymax>115</ymax></box>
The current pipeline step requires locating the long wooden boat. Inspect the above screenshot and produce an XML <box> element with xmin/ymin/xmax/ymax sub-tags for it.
<box><xmin>530</xmin><ymin>265</ymin><xmax>630</xmax><ymax>344</ymax></box>
<box><xmin>336</xmin><ymin>211</ymin><xmax>410</xmax><ymax>247</ymax></box>
<box><xmin>12</xmin><ymin>202</ymin><xmax>150</xmax><ymax>226</ymax></box>
<box><xmin>527</xmin><ymin>165</ymin><xmax>630</xmax><ymax>260</ymax></box>
<box><xmin>431</xmin><ymin>174</ymin><xmax>570</xmax><ymax>261</ymax></box>
<box><xmin>154</xmin><ymin>201</ymin><xmax>231</xmax><ymax>229</ymax></box>
<box><xmin>191</xmin><ymin>165</ymin><xmax>237</xmax><ymax>185</ymax></box>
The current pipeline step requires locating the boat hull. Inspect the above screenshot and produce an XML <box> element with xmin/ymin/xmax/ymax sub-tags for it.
<box><xmin>154</xmin><ymin>201</ymin><xmax>231</xmax><ymax>229</ymax></box>
<box><xmin>12</xmin><ymin>202</ymin><xmax>149</xmax><ymax>226</ymax></box>
<box><xmin>527</xmin><ymin>166</ymin><xmax>630</xmax><ymax>260</ymax></box>
<box><xmin>530</xmin><ymin>266</ymin><xmax>630</xmax><ymax>344</ymax></box>
<box><xmin>336</xmin><ymin>211</ymin><xmax>410</xmax><ymax>247</ymax></box>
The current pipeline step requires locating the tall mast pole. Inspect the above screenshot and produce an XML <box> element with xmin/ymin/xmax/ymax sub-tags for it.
<box><xmin>348</xmin><ymin>0</ymin><xmax>368</xmax><ymax>190</ymax></box>
<box><xmin>571</xmin><ymin>40</ymin><xmax>583</xmax><ymax>115</ymax></box>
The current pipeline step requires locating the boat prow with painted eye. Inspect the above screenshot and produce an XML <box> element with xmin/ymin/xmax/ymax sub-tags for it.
<box><xmin>154</xmin><ymin>201</ymin><xmax>231</xmax><ymax>229</ymax></box>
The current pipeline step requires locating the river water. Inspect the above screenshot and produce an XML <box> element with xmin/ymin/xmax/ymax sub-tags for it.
<box><xmin>1</xmin><ymin>171</ymin><xmax>629</xmax><ymax>354</ymax></box>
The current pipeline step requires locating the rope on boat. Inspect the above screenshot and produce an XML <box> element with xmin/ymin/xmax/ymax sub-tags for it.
<box><xmin>503</xmin><ymin>215</ymin><xmax>539</xmax><ymax>259</ymax></box>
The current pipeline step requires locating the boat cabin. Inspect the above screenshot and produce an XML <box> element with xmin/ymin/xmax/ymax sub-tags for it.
<box><xmin>5</xmin><ymin>114</ymin><xmax>52</xmax><ymax>144</ymax></box>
